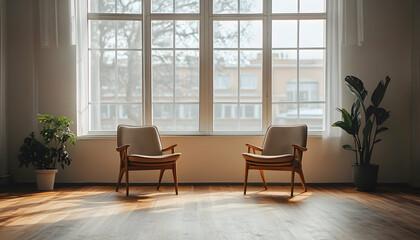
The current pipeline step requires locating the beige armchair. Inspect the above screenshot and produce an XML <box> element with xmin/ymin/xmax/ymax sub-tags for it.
<box><xmin>116</xmin><ymin>125</ymin><xmax>181</xmax><ymax>196</ymax></box>
<box><xmin>242</xmin><ymin>125</ymin><xmax>308</xmax><ymax>197</ymax></box>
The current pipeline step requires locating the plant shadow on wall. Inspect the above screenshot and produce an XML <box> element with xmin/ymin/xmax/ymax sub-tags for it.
<box><xmin>333</xmin><ymin>76</ymin><xmax>390</xmax><ymax>191</ymax></box>
<box><xmin>18</xmin><ymin>114</ymin><xmax>76</xmax><ymax>191</ymax></box>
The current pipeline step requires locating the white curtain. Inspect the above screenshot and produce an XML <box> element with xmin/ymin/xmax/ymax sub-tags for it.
<box><xmin>324</xmin><ymin>0</ymin><xmax>343</xmax><ymax>137</ymax></box>
<box><xmin>75</xmin><ymin>0</ymin><xmax>88</xmax><ymax>136</ymax></box>
<box><xmin>39</xmin><ymin>0</ymin><xmax>76</xmax><ymax>48</ymax></box>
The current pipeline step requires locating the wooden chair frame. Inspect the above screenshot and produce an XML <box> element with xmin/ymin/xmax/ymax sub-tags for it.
<box><xmin>116</xmin><ymin>144</ymin><xmax>180</xmax><ymax>196</ymax></box>
<box><xmin>243</xmin><ymin>143</ymin><xmax>308</xmax><ymax>197</ymax></box>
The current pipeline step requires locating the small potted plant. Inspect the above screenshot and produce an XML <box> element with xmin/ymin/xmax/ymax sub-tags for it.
<box><xmin>333</xmin><ymin>76</ymin><xmax>390</xmax><ymax>191</ymax></box>
<box><xmin>18</xmin><ymin>114</ymin><xmax>76</xmax><ymax>190</ymax></box>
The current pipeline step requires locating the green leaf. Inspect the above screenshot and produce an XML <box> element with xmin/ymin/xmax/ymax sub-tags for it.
<box><xmin>343</xmin><ymin>144</ymin><xmax>356</xmax><ymax>151</ymax></box>
<box><xmin>376</xmin><ymin>127</ymin><xmax>388</xmax><ymax>134</ymax></box>
<box><xmin>337</xmin><ymin>108</ymin><xmax>352</xmax><ymax>126</ymax></box>
<box><xmin>366</xmin><ymin>105</ymin><xmax>375</xmax><ymax>120</ymax></box>
<box><xmin>375</xmin><ymin>108</ymin><xmax>390</xmax><ymax>125</ymax></box>
<box><xmin>351</xmin><ymin>98</ymin><xmax>361</xmax><ymax>118</ymax></box>
<box><xmin>371</xmin><ymin>76</ymin><xmax>391</xmax><ymax>107</ymax></box>
<box><xmin>332</xmin><ymin>121</ymin><xmax>354</xmax><ymax>135</ymax></box>
<box><xmin>345</xmin><ymin>76</ymin><xmax>368</xmax><ymax>101</ymax></box>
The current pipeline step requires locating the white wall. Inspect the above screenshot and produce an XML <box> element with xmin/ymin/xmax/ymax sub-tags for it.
<box><xmin>6</xmin><ymin>0</ymin><xmax>415</xmax><ymax>185</ymax></box>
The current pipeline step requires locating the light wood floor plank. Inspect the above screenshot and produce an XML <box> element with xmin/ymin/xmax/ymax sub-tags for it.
<box><xmin>0</xmin><ymin>185</ymin><xmax>419</xmax><ymax>240</ymax></box>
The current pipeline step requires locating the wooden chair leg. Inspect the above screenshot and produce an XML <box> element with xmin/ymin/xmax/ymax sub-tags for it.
<box><xmin>116</xmin><ymin>168</ymin><xmax>124</xmax><ymax>192</ymax></box>
<box><xmin>157</xmin><ymin>169</ymin><xmax>165</xmax><ymax>190</ymax></box>
<box><xmin>125</xmin><ymin>168</ymin><xmax>129</xmax><ymax>196</ymax></box>
<box><xmin>244</xmin><ymin>162</ymin><xmax>249</xmax><ymax>195</ymax></box>
<box><xmin>172</xmin><ymin>164</ymin><xmax>178</xmax><ymax>195</ymax></box>
<box><xmin>290</xmin><ymin>170</ymin><xmax>295</xmax><ymax>197</ymax></box>
<box><xmin>259</xmin><ymin>170</ymin><xmax>268</xmax><ymax>190</ymax></box>
<box><xmin>297</xmin><ymin>169</ymin><xmax>307</xmax><ymax>192</ymax></box>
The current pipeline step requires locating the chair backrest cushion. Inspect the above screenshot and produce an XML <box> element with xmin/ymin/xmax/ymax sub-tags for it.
<box><xmin>262</xmin><ymin>125</ymin><xmax>307</xmax><ymax>156</ymax></box>
<box><xmin>117</xmin><ymin>125</ymin><xmax>163</xmax><ymax>156</ymax></box>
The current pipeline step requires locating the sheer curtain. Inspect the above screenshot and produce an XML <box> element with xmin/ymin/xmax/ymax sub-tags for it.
<box><xmin>75</xmin><ymin>0</ymin><xmax>88</xmax><ymax>136</ymax></box>
<box><xmin>324</xmin><ymin>0</ymin><xmax>343</xmax><ymax>137</ymax></box>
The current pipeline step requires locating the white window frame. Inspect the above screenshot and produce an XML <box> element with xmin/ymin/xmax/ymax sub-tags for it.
<box><xmin>81</xmin><ymin>0</ymin><xmax>328</xmax><ymax>136</ymax></box>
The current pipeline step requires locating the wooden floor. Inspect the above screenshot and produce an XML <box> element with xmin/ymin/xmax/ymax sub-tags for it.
<box><xmin>0</xmin><ymin>185</ymin><xmax>420</xmax><ymax>240</ymax></box>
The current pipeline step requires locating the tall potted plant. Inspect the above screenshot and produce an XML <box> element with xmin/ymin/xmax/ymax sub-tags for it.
<box><xmin>18</xmin><ymin>114</ymin><xmax>76</xmax><ymax>190</ymax></box>
<box><xmin>333</xmin><ymin>76</ymin><xmax>390</xmax><ymax>191</ymax></box>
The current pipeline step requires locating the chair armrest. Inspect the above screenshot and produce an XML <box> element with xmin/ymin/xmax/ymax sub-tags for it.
<box><xmin>292</xmin><ymin>144</ymin><xmax>307</xmax><ymax>152</ymax></box>
<box><xmin>162</xmin><ymin>144</ymin><xmax>177</xmax><ymax>154</ymax></box>
<box><xmin>116</xmin><ymin>145</ymin><xmax>130</xmax><ymax>152</ymax></box>
<box><xmin>246</xmin><ymin>143</ymin><xmax>263</xmax><ymax>154</ymax></box>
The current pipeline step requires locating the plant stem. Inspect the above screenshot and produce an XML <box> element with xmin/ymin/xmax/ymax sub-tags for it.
<box><xmin>353</xmin><ymin>136</ymin><xmax>359</xmax><ymax>165</ymax></box>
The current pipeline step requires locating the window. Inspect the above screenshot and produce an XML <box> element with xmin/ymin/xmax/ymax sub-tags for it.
<box><xmin>88</xmin><ymin>0</ymin><xmax>143</xmax><ymax>131</ymax></box>
<box><xmin>271</xmin><ymin>2</ymin><xmax>326</xmax><ymax>131</ymax></box>
<box><xmin>213</xmin><ymin>18</ymin><xmax>263</xmax><ymax>131</ymax></box>
<box><xmin>85</xmin><ymin>0</ymin><xmax>327</xmax><ymax>135</ymax></box>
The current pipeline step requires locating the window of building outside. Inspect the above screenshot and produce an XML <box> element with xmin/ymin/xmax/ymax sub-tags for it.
<box><xmin>87</xmin><ymin>0</ymin><xmax>326</xmax><ymax>135</ymax></box>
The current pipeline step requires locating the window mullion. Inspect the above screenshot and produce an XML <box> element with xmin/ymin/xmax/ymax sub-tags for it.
<box><xmin>237</xmin><ymin>20</ymin><xmax>240</xmax><ymax>131</ymax></box>
<box><xmin>297</xmin><ymin>20</ymin><xmax>300</xmax><ymax>122</ymax></box>
<box><xmin>173</xmin><ymin>20</ymin><xmax>176</xmax><ymax>130</ymax></box>
<box><xmin>263</xmin><ymin>0</ymin><xmax>272</xmax><ymax>130</ymax></box>
<box><xmin>144</xmin><ymin>0</ymin><xmax>152</xmax><ymax>125</ymax></box>
<box><xmin>201</xmin><ymin>0</ymin><xmax>212</xmax><ymax>134</ymax></box>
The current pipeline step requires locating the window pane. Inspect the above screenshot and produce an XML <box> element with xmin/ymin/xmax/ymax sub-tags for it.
<box><xmin>175</xmin><ymin>51</ymin><xmax>199</xmax><ymax>102</ymax></box>
<box><xmin>152</xmin><ymin>21</ymin><xmax>174</xmax><ymax>48</ymax></box>
<box><xmin>152</xmin><ymin>0</ymin><xmax>173</xmax><ymax>13</ymax></box>
<box><xmin>214</xmin><ymin>21</ymin><xmax>238</xmax><ymax>48</ymax></box>
<box><xmin>239</xmin><ymin>104</ymin><xmax>262</xmax><ymax>131</ymax></box>
<box><xmin>90</xmin><ymin>104</ymin><xmax>116</xmax><ymax>130</ymax></box>
<box><xmin>89</xmin><ymin>20</ymin><xmax>115</xmax><ymax>49</ymax></box>
<box><xmin>118</xmin><ymin>104</ymin><xmax>142</xmax><ymax>125</ymax></box>
<box><xmin>272</xmin><ymin>104</ymin><xmax>298</xmax><ymax>125</ymax></box>
<box><xmin>240</xmin><ymin>51</ymin><xmax>262</xmax><ymax>102</ymax></box>
<box><xmin>272</xmin><ymin>20</ymin><xmax>297</xmax><ymax>48</ymax></box>
<box><xmin>175</xmin><ymin>21</ymin><xmax>199</xmax><ymax>48</ymax></box>
<box><xmin>176</xmin><ymin>104</ymin><xmax>199</xmax><ymax>130</ymax></box>
<box><xmin>153</xmin><ymin>103</ymin><xmax>174</xmax><ymax>130</ymax></box>
<box><xmin>213</xmin><ymin>104</ymin><xmax>238</xmax><ymax>131</ymax></box>
<box><xmin>272</xmin><ymin>0</ymin><xmax>298</xmax><ymax>13</ymax></box>
<box><xmin>272</xmin><ymin>50</ymin><xmax>297</xmax><ymax>102</ymax></box>
<box><xmin>117</xmin><ymin>21</ymin><xmax>142</xmax><ymax>49</ymax></box>
<box><xmin>240</xmin><ymin>21</ymin><xmax>262</xmax><ymax>48</ymax></box>
<box><xmin>299</xmin><ymin>20</ymin><xmax>325</xmax><ymax>48</ymax></box>
<box><xmin>300</xmin><ymin>103</ymin><xmax>324</xmax><ymax>130</ymax></box>
<box><xmin>175</xmin><ymin>0</ymin><xmax>199</xmax><ymax>13</ymax></box>
<box><xmin>117</xmin><ymin>0</ymin><xmax>142</xmax><ymax>14</ymax></box>
<box><xmin>300</xmin><ymin>0</ymin><xmax>325</xmax><ymax>13</ymax></box>
<box><xmin>213</xmin><ymin>0</ymin><xmax>238</xmax><ymax>14</ymax></box>
<box><xmin>240</xmin><ymin>0</ymin><xmax>262</xmax><ymax>13</ymax></box>
<box><xmin>117</xmin><ymin>51</ymin><xmax>142</xmax><ymax>102</ymax></box>
<box><xmin>89</xmin><ymin>0</ymin><xmax>115</xmax><ymax>13</ymax></box>
<box><xmin>152</xmin><ymin>51</ymin><xmax>174</xmax><ymax>102</ymax></box>
<box><xmin>299</xmin><ymin>50</ymin><xmax>324</xmax><ymax>101</ymax></box>
<box><xmin>90</xmin><ymin>50</ymin><xmax>116</xmax><ymax>103</ymax></box>
<box><xmin>214</xmin><ymin>51</ymin><xmax>238</xmax><ymax>102</ymax></box>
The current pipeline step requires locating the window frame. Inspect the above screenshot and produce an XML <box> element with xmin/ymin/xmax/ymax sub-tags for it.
<box><xmin>84</xmin><ymin>0</ymin><xmax>327</xmax><ymax>136</ymax></box>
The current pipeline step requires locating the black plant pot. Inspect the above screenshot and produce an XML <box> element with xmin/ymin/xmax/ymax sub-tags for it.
<box><xmin>352</xmin><ymin>164</ymin><xmax>379</xmax><ymax>191</ymax></box>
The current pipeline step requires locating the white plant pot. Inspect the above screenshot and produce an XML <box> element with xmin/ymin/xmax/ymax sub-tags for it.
<box><xmin>35</xmin><ymin>169</ymin><xmax>58</xmax><ymax>191</ymax></box>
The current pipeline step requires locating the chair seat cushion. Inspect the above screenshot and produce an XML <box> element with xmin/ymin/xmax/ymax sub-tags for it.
<box><xmin>242</xmin><ymin>153</ymin><xmax>293</xmax><ymax>164</ymax></box>
<box><xmin>128</xmin><ymin>153</ymin><xmax>180</xmax><ymax>164</ymax></box>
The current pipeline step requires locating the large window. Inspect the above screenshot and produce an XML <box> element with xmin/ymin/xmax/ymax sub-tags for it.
<box><xmin>86</xmin><ymin>0</ymin><xmax>326</xmax><ymax>135</ymax></box>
